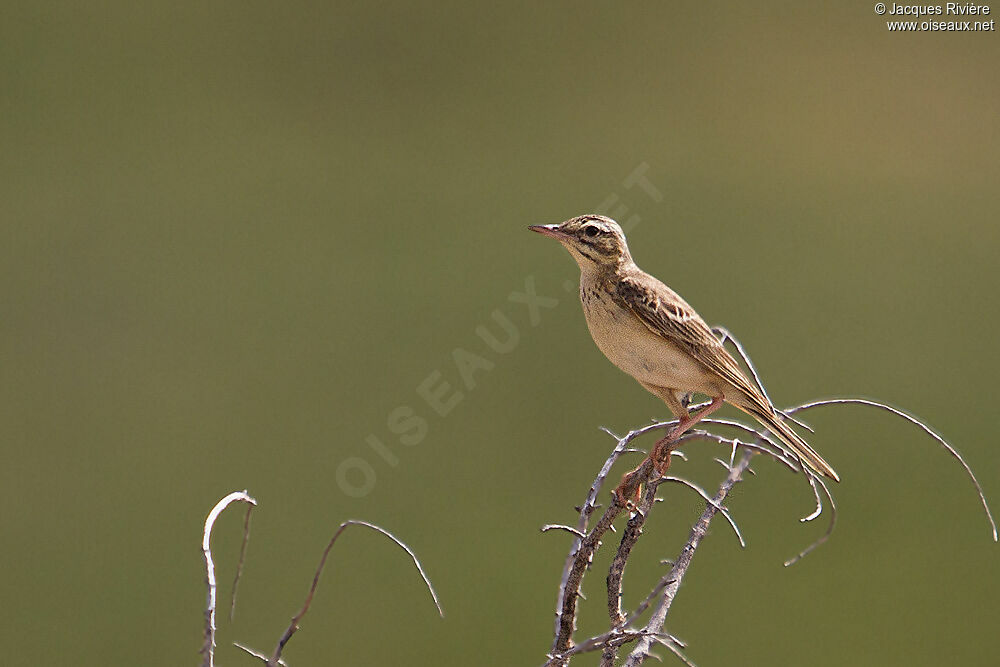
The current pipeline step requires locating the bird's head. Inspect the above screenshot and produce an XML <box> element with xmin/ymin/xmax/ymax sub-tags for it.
<box><xmin>529</xmin><ymin>215</ymin><xmax>633</xmax><ymax>274</ymax></box>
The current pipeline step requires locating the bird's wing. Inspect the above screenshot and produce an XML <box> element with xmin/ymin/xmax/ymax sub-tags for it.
<box><xmin>615</xmin><ymin>274</ymin><xmax>769</xmax><ymax>410</ymax></box>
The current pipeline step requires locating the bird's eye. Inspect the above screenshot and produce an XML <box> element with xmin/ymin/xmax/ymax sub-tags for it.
<box><xmin>584</xmin><ymin>225</ymin><xmax>600</xmax><ymax>238</ymax></box>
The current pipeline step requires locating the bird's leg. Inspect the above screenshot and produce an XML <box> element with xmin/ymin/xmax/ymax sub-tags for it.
<box><xmin>614</xmin><ymin>396</ymin><xmax>725</xmax><ymax>506</ymax></box>
<box><xmin>649</xmin><ymin>396</ymin><xmax>725</xmax><ymax>473</ymax></box>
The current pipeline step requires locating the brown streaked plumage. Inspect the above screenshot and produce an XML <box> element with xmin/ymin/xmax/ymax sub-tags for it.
<box><xmin>530</xmin><ymin>215</ymin><xmax>838</xmax><ymax>497</ymax></box>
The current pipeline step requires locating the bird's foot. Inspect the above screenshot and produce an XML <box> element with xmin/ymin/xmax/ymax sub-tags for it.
<box><xmin>614</xmin><ymin>469</ymin><xmax>643</xmax><ymax>509</ymax></box>
<box><xmin>650</xmin><ymin>436</ymin><xmax>674</xmax><ymax>476</ymax></box>
<box><xmin>614</xmin><ymin>435</ymin><xmax>674</xmax><ymax>509</ymax></box>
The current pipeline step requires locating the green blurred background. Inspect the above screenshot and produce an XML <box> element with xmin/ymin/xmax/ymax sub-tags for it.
<box><xmin>2</xmin><ymin>1</ymin><xmax>998</xmax><ymax>665</ymax></box>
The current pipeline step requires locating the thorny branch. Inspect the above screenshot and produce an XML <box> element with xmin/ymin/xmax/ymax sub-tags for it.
<box><xmin>542</xmin><ymin>390</ymin><xmax>998</xmax><ymax>666</ymax></box>
<box><xmin>548</xmin><ymin>421</ymin><xmax>665</xmax><ymax>656</ymax></box>
<box><xmin>620</xmin><ymin>450</ymin><xmax>753</xmax><ymax>667</ymax></box>
<box><xmin>542</xmin><ymin>424</ymin><xmax>762</xmax><ymax>667</ymax></box>
<box><xmin>542</xmin><ymin>338</ymin><xmax>996</xmax><ymax>665</ymax></box>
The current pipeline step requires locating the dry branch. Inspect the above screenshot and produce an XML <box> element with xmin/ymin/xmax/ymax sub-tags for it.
<box><xmin>542</xmin><ymin>376</ymin><xmax>997</xmax><ymax>667</ymax></box>
<box><xmin>202</xmin><ymin>490</ymin><xmax>258</xmax><ymax>667</ymax></box>
<box><xmin>542</xmin><ymin>330</ymin><xmax>994</xmax><ymax>664</ymax></box>
<box><xmin>542</xmin><ymin>396</ymin><xmax>995</xmax><ymax>665</ymax></box>
<box><xmin>549</xmin><ymin>421</ymin><xmax>667</xmax><ymax>657</ymax></box>
<box><xmin>542</xmin><ymin>327</ymin><xmax>996</xmax><ymax>665</ymax></box>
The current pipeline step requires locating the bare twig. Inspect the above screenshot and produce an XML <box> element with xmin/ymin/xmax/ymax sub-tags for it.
<box><xmin>542</xmin><ymin>628</ymin><xmax>674</xmax><ymax>667</ymax></box>
<box><xmin>230</xmin><ymin>502</ymin><xmax>255</xmax><ymax>621</ymax></box>
<box><xmin>653</xmin><ymin>634</ymin><xmax>698</xmax><ymax>667</ymax></box>
<box><xmin>713</xmin><ymin>325</ymin><xmax>813</xmax><ymax>433</ymax></box>
<box><xmin>712</xmin><ymin>326</ymin><xmax>773</xmax><ymax>408</ymax></box>
<box><xmin>541</xmin><ymin>524</ymin><xmax>588</xmax><ymax>539</ymax></box>
<box><xmin>624</xmin><ymin>578</ymin><xmax>676</xmax><ymax>628</ymax></box>
<box><xmin>684</xmin><ymin>426</ymin><xmax>797</xmax><ymax>474</ymax></box>
<box><xmin>233</xmin><ymin>643</ymin><xmax>286</xmax><ymax>667</ymax></box>
<box><xmin>237</xmin><ymin>520</ymin><xmax>443</xmax><ymax>666</ymax></box>
<box><xmin>698</xmin><ymin>418</ymin><xmax>800</xmax><ymax>469</ymax></box>
<box><xmin>202</xmin><ymin>490</ymin><xmax>258</xmax><ymax>667</ymax></box>
<box><xmin>788</xmin><ymin>397</ymin><xmax>997</xmax><ymax>541</ymax></box>
<box><xmin>659</xmin><ymin>477</ymin><xmax>745</xmax><ymax>548</ymax></box>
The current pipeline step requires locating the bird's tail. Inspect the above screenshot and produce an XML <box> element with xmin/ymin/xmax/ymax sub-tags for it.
<box><xmin>738</xmin><ymin>403</ymin><xmax>840</xmax><ymax>482</ymax></box>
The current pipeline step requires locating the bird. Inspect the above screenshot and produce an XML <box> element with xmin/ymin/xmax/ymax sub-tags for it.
<box><xmin>529</xmin><ymin>214</ymin><xmax>838</xmax><ymax>502</ymax></box>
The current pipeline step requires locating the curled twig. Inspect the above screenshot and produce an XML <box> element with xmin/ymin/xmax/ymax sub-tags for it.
<box><xmin>202</xmin><ymin>490</ymin><xmax>258</xmax><ymax>667</ymax></box>
<box><xmin>789</xmin><ymin>397</ymin><xmax>997</xmax><ymax>541</ymax></box>
<box><xmin>237</xmin><ymin>520</ymin><xmax>443</xmax><ymax>666</ymax></box>
<box><xmin>785</xmin><ymin>472</ymin><xmax>838</xmax><ymax>567</ymax></box>
<box><xmin>800</xmin><ymin>470</ymin><xmax>824</xmax><ymax>523</ymax></box>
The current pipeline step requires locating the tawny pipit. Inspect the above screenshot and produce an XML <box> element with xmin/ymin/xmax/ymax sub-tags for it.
<box><xmin>530</xmin><ymin>215</ymin><xmax>838</xmax><ymax>501</ymax></box>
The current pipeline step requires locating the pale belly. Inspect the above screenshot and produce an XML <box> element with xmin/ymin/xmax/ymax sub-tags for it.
<box><xmin>582</xmin><ymin>293</ymin><xmax>717</xmax><ymax>395</ymax></box>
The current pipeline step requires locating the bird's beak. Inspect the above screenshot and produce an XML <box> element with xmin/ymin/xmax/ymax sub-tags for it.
<box><xmin>528</xmin><ymin>224</ymin><xmax>570</xmax><ymax>241</ymax></box>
